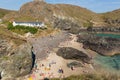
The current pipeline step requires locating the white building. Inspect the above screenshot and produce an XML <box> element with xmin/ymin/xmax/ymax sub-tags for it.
<box><xmin>13</xmin><ymin>21</ymin><xmax>45</xmax><ymax>28</ymax></box>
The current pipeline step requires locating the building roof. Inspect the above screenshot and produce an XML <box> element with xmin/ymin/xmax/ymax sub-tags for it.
<box><xmin>14</xmin><ymin>21</ymin><xmax>43</xmax><ymax>24</ymax></box>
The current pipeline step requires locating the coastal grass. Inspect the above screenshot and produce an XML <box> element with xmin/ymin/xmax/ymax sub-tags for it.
<box><xmin>51</xmin><ymin>73</ymin><xmax>120</xmax><ymax>80</ymax></box>
<box><xmin>35</xmin><ymin>26</ymin><xmax>60</xmax><ymax>37</ymax></box>
<box><xmin>0</xmin><ymin>8</ymin><xmax>13</xmax><ymax>18</ymax></box>
<box><xmin>0</xmin><ymin>25</ymin><xmax>26</xmax><ymax>46</ymax></box>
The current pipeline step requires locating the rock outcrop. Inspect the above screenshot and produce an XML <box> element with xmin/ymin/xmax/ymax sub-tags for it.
<box><xmin>54</xmin><ymin>18</ymin><xmax>82</xmax><ymax>34</ymax></box>
<box><xmin>57</xmin><ymin>47</ymin><xmax>91</xmax><ymax>63</ymax></box>
<box><xmin>77</xmin><ymin>34</ymin><xmax>120</xmax><ymax>56</ymax></box>
<box><xmin>0</xmin><ymin>41</ymin><xmax>33</xmax><ymax>79</ymax></box>
<box><xmin>87</xmin><ymin>27</ymin><xmax>120</xmax><ymax>32</ymax></box>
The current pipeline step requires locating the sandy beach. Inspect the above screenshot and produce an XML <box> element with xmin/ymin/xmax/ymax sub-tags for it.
<box><xmin>23</xmin><ymin>31</ymin><xmax>95</xmax><ymax>80</ymax></box>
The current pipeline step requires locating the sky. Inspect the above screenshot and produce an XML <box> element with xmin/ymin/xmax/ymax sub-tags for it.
<box><xmin>0</xmin><ymin>0</ymin><xmax>120</xmax><ymax>13</ymax></box>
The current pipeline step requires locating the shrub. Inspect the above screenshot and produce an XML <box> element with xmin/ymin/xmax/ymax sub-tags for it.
<box><xmin>7</xmin><ymin>23</ymin><xmax>38</xmax><ymax>34</ymax></box>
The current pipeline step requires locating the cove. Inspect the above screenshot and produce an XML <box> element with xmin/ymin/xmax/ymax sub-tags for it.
<box><xmin>94</xmin><ymin>54</ymin><xmax>120</xmax><ymax>71</ymax></box>
<box><xmin>93</xmin><ymin>33</ymin><xmax>120</xmax><ymax>72</ymax></box>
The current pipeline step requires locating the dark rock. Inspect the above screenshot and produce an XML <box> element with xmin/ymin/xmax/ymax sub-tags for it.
<box><xmin>77</xmin><ymin>34</ymin><xmax>120</xmax><ymax>56</ymax></box>
<box><xmin>56</xmin><ymin>47</ymin><xmax>91</xmax><ymax>63</ymax></box>
<box><xmin>53</xmin><ymin>18</ymin><xmax>82</xmax><ymax>34</ymax></box>
<box><xmin>67</xmin><ymin>61</ymin><xmax>82</xmax><ymax>68</ymax></box>
<box><xmin>87</xmin><ymin>27</ymin><xmax>120</xmax><ymax>32</ymax></box>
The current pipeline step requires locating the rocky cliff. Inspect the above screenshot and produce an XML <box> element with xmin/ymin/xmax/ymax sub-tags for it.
<box><xmin>0</xmin><ymin>27</ymin><xmax>33</xmax><ymax>79</ymax></box>
<box><xmin>77</xmin><ymin>34</ymin><xmax>120</xmax><ymax>56</ymax></box>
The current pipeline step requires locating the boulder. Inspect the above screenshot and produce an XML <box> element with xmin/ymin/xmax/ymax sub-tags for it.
<box><xmin>57</xmin><ymin>47</ymin><xmax>91</xmax><ymax>63</ymax></box>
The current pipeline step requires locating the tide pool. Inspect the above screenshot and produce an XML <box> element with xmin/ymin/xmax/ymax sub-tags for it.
<box><xmin>96</xmin><ymin>33</ymin><xmax>120</xmax><ymax>39</ymax></box>
<box><xmin>93</xmin><ymin>33</ymin><xmax>120</xmax><ymax>72</ymax></box>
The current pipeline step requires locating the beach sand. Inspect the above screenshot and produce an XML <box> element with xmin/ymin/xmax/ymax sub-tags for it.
<box><xmin>23</xmin><ymin>31</ymin><xmax>95</xmax><ymax>80</ymax></box>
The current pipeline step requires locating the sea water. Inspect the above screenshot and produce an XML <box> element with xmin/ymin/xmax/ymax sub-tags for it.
<box><xmin>94</xmin><ymin>54</ymin><xmax>120</xmax><ymax>71</ymax></box>
<box><xmin>93</xmin><ymin>33</ymin><xmax>120</xmax><ymax>72</ymax></box>
<box><xmin>96</xmin><ymin>33</ymin><xmax>120</xmax><ymax>39</ymax></box>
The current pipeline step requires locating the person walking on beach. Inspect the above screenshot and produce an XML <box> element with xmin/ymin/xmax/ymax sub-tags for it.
<box><xmin>58</xmin><ymin>67</ymin><xmax>64</xmax><ymax>78</ymax></box>
<box><xmin>71</xmin><ymin>66</ymin><xmax>75</xmax><ymax>71</ymax></box>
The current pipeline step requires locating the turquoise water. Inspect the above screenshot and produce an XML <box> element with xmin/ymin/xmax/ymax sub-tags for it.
<box><xmin>96</xmin><ymin>33</ymin><xmax>120</xmax><ymax>38</ymax></box>
<box><xmin>94</xmin><ymin>54</ymin><xmax>120</xmax><ymax>71</ymax></box>
<box><xmin>94</xmin><ymin>33</ymin><xmax>120</xmax><ymax>71</ymax></box>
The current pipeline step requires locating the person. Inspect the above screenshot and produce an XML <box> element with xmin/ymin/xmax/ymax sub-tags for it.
<box><xmin>71</xmin><ymin>66</ymin><xmax>75</xmax><ymax>70</ymax></box>
<box><xmin>42</xmin><ymin>64</ymin><xmax>44</xmax><ymax>66</ymax></box>
<box><xmin>49</xmin><ymin>63</ymin><xmax>51</xmax><ymax>67</ymax></box>
<box><xmin>71</xmin><ymin>66</ymin><xmax>74</xmax><ymax>70</ymax></box>
<box><xmin>58</xmin><ymin>68</ymin><xmax>64</xmax><ymax>74</ymax></box>
<box><xmin>61</xmin><ymin>69</ymin><xmax>64</xmax><ymax>74</ymax></box>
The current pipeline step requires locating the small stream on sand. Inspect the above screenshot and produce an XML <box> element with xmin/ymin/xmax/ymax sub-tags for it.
<box><xmin>93</xmin><ymin>33</ymin><xmax>120</xmax><ymax>73</ymax></box>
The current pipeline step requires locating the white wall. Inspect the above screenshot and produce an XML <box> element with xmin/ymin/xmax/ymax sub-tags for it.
<box><xmin>13</xmin><ymin>22</ymin><xmax>45</xmax><ymax>28</ymax></box>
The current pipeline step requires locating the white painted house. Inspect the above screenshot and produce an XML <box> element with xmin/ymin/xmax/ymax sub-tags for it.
<box><xmin>13</xmin><ymin>21</ymin><xmax>45</xmax><ymax>28</ymax></box>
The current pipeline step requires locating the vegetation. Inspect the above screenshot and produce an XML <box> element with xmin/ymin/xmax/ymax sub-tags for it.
<box><xmin>83</xmin><ymin>20</ymin><xmax>93</xmax><ymax>27</ymax></box>
<box><xmin>51</xmin><ymin>73</ymin><xmax>120</xmax><ymax>80</ymax></box>
<box><xmin>0</xmin><ymin>8</ymin><xmax>14</xmax><ymax>18</ymax></box>
<box><xmin>7</xmin><ymin>23</ymin><xmax>38</xmax><ymax>34</ymax></box>
<box><xmin>0</xmin><ymin>25</ymin><xmax>25</xmax><ymax>46</ymax></box>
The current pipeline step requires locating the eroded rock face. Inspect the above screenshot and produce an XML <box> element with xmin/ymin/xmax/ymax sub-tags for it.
<box><xmin>0</xmin><ymin>39</ymin><xmax>13</xmax><ymax>57</ymax></box>
<box><xmin>77</xmin><ymin>34</ymin><xmax>120</xmax><ymax>56</ymax></box>
<box><xmin>54</xmin><ymin>18</ymin><xmax>82</xmax><ymax>34</ymax></box>
<box><xmin>57</xmin><ymin>47</ymin><xmax>91</xmax><ymax>63</ymax></box>
<box><xmin>0</xmin><ymin>43</ymin><xmax>33</xmax><ymax>79</ymax></box>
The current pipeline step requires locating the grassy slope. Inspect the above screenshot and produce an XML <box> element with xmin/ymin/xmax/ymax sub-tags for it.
<box><xmin>101</xmin><ymin>9</ymin><xmax>120</xmax><ymax>20</ymax></box>
<box><xmin>0</xmin><ymin>8</ymin><xmax>15</xmax><ymax>18</ymax></box>
<box><xmin>55</xmin><ymin>4</ymin><xmax>98</xmax><ymax>21</ymax></box>
<box><xmin>51</xmin><ymin>73</ymin><xmax>120</xmax><ymax>80</ymax></box>
<box><xmin>0</xmin><ymin>26</ymin><xmax>26</xmax><ymax>46</ymax></box>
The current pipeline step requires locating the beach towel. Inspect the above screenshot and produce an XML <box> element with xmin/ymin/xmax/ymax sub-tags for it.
<box><xmin>28</xmin><ymin>77</ymin><xmax>33</xmax><ymax>80</ymax></box>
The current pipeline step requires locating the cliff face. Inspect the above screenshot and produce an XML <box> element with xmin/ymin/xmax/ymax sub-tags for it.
<box><xmin>0</xmin><ymin>27</ymin><xmax>33</xmax><ymax>79</ymax></box>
